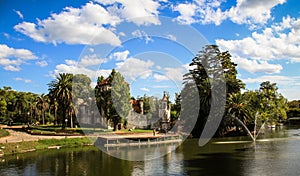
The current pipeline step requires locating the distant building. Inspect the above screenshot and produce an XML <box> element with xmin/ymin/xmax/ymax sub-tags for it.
<box><xmin>96</xmin><ymin>77</ymin><xmax>111</xmax><ymax>92</ymax></box>
<box><xmin>76</xmin><ymin>98</ymin><xmax>103</xmax><ymax>127</ymax></box>
<box><xmin>77</xmin><ymin>75</ymin><xmax>171</xmax><ymax>130</ymax></box>
<box><xmin>159</xmin><ymin>91</ymin><xmax>171</xmax><ymax>131</ymax></box>
<box><xmin>130</xmin><ymin>99</ymin><xmax>144</xmax><ymax>114</ymax></box>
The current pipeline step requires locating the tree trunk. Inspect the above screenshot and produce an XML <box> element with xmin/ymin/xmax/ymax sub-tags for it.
<box><xmin>113</xmin><ymin>122</ymin><xmax>117</xmax><ymax>131</ymax></box>
<box><xmin>62</xmin><ymin>110</ymin><xmax>66</xmax><ymax>129</ymax></box>
<box><xmin>70</xmin><ymin>115</ymin><xmax>73</xmax><ymax>128</ymax></box>
<box><xmin>42</xmin><ymin>109</ymin><xmax>45</xmax><ymax>125</ymax></box>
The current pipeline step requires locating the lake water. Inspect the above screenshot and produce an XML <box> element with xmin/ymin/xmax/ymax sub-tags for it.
<box><xmin>1</xmin><ymin>126</ymin><xmax>300</xmax><ymax>175</ymax></box>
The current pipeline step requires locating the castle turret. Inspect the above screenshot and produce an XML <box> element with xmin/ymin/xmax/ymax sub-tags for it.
<box><xmin>159</xmin><ymin>91</ymin><xmax>171</xmax><ymax>132</ymax></box>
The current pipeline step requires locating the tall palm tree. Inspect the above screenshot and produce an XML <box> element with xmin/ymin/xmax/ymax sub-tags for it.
<box><xmin>226</xmin><ymin>92</ymin><xmax>253</xmax><ymax>137</ymax></box>
<box><xmin>48</xmin><ymin>73</ymin><xmax>73</xmax><ymax>129</ymax></box>
<box><xmin>227</xmin><ymin>92</ymin><xmax>250</xmax><ymax>123</ymax></box>
<box><xmin>36</xmin><ymin>94</ymin><xmax>49</xmax><ymax>125</ymax></box>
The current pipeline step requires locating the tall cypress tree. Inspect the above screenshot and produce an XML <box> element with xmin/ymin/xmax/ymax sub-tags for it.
<box><xmin>95</xmin><ymin>69</ymin><xmax>131</xmax><ymax>131</ymax></box>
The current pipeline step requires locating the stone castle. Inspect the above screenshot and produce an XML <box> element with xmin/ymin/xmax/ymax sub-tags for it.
<box><xmin>76</xmin><ymin>77</ymin><xmax>171</xmax><ymax>130</ymax></box>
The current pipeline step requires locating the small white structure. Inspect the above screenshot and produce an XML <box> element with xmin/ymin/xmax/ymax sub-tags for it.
<box><xmin>159</xmin><ymin>91</ymin><xmax>171</xmax><ymax>131</ymax></box>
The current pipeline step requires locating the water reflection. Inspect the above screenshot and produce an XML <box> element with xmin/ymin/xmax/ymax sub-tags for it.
<box><xmin>100</xmin><ymin>143</ymin><xmax>178</xmax><ymax>161</ymax></box>
<box><xmin>130</xmin><ymin>146</ymin><xmax>185</xmax><ymax>175</ymax></box>
<box><xmin>1</xmin><ymin>127</ymin><xmax>300</xmax><ymax>175</ymax></box>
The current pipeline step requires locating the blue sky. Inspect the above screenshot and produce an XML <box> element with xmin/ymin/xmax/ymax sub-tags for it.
<box><xmin>1</xmin><ymin>0</ymin><xmax>300</xmax><ymax>101</ymax></box>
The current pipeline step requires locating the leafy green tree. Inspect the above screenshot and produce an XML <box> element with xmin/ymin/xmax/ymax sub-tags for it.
<box><xmin>2</xmin><ymin>87</ymin><xmax>17</xmax><ymax>123</ymax></box>
<box><xmin>180</xmin><ymin>82</ymin><xmax>200</xmax><ymax>135</ymax></box>
<box><xmin>95</xmin><ymin>75</ymin><xmax>106</xmax><ymax>121</ymax></box>
<box><xmin>111</xmin><ymin>71</ymin><xmax>131</xmax><ymax>129</ymax></box>
<box><xmin>287</xmin><ymin>100</ymin><xmax>300</xmax><ymax>118</ymax></box>
<box><xmin>95</xmin><ymin>69</ymin><xmax>131</xmax><ymax>131</ymax></box>
<box><xmin>288</xmin><ymin>100</ymin><xmax>300</xmax><ymax>108</ymax></box>
<box><xmin>141</xmin><ymin>94</ymin><xmax>159</xmax><ymax>119</ymax></box>
<box><xmin>0</xmin><ymin>98</ymin><xmax>7</xmax><ymax>122</ymax></box>
<box><xmin>258</xmin><ymin>81</ymin><xmax>288</xmax><ymax>124</ymax></box>
<box><xmin>184</xmin><ymin>45</ymin><xmax>243</xmax><ymax>137</ymax></box>
<box><xmin>171</xmin><ymin>93</ymin><xmax>181</xmax><ymax>122</ymax></box>
<box><xmin>220</xmin><ymin>51</ymin><xmax>245</xmax><ymax>95</ymax></box>
<box><xmin>73</xmin><ymin>74</ymin><xmax>93</xmax><ymax>101</ymax></box>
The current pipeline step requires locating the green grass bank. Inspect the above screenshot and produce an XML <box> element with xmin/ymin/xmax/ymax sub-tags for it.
<box><xmin>0</xmin><ymin>137</ymin><xmax>94</xmax><ymax>156</ymax></box>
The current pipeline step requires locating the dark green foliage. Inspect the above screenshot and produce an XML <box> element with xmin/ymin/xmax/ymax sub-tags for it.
<box><xmin>95</xmin><ymin>69</ymin><xmax>131</xmax><ymax>131</ymax></box>
<box><xmin>171</xmin><ymin>93</ymin><xmax>181</xmax><ymax>122</ymax></box>
<box><xmin>0</xmin><ymin>86</ymin><xmax>42</xmax><ymax>124</ymax></box>
<box><xmin>184</xmin><ymin>45</ymin><xmax>243</xmax><ymax>137</ymax></box>
<box><xmin>48</xmin><ymin>73</ymin><xmax>93</xmax><ymax>129</ymax></box>
<box><xmin>142</xmin><ymin>94</ymin><xmax>159</xmax><ymax>119</ymax></box>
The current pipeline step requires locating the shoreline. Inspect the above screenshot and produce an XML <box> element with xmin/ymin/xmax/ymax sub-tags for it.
<box><xmin>0</xmin><ymin>137</ymin><xmax>94</xmax><ymax>156</ymax></box>
<box><xmin>0</xmin><ymin>128</ymin><xmax>181</xmax><ymax>156</ymax></box>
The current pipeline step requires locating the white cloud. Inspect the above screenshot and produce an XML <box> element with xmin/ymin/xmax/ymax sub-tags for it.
<box><xmin>95</xmin><ymin>0</ymin><xmax>161</xmax><ymax>26</ymax></box>
<box><xmin>119</xmin><ymin>32</ymin><xmax>126</xmax><ymax>37</ymax></box>
<box><xmin>51</xmin><ymin>59</ymin><xmax>111</xmax><ymax>79</ymax></box>
<box><xmin>89</xmin><ymin>48</ymin><xmax>94</xmax><ymax>53</ymax></box>
<box><xmin>173</xmin><ymin>0</ymin><xmax>286</xmax><ymax>26</ymax></box>
<box><xmin>4</xmin><ymin>65</ymin><xmax>20</xmax><ymax>72</ymax></box>
<box><xmin>153</xmin><ymin>74</ymin><xmax>168</xmax><ymax>81</ymax></box>
<box><xmin>164</xmin><ymin>67</ymin><xmax>185</xmax><ymax>81</ymax></box>
<box><xmin>14</xmin><ymin>2</ymin><xmax>122</xmax><ymax>46</ymax></box>
<box><xmin>131</xmin><ymin>30</ymin><xmax>153</xmax><ymax>44</ymax></box>
<box><xmin>3</xmin><ymin>33</ymin><xmax>10</xmax><ymax>39</ymax></box>
<box><xmin>116</xmin><ymin>58</ymin><xmax>154</xmax><ymax>81</ymax></box>
<box><xmin>140</xmin><ymin>87</ymin><xmax>150</xmax><ymax>92</ymax></box>
<box><xmin>36</xmin><ymin>60</ymin><xmax>48</xmax><ymax>67</ymax></box>
<box><xmin>153</xmin><ymin>66</ymin><xmax>186</xmax><ymax>82</ymax></box>
<box><xmin>51</xmin><ymin>54</ymin><xmax>110</xmax><ymax>79</ymax></box>
<box><xmin>0</xmin><ymin>44</ymin><xmax>37</xmax><ymax>59</ymax></box>
<box><xmin>243</xmin><ymin>75</ymin><xmax>293</xmax><ymax>84</ymax></box>
<box><xmin>0</xmin><ymin>44</ymin><xmax>37</xmax><ymax>71</ymax></box>
<box><xmin>109</xmin><ymin>50</ymin><xmax>130</xmax><ymax>61</ymax></box>
<box><xmin>165</xmin><ymin>34</ymin><xmax>176</xmax><ymax>41</ymax></box>
<box><xmin>79</xmin><ymin>54</ymin><xmax>108</xmax><ymax>67</ymax></box>
<box><xmin>14</xmin><ymin>77</ymin><xmax>32</xmax><ymax>83</ymax></box>
<box><xmin>14</xmin><ymin>9</ymin><xmax>24</xmax><ymax>19</ymax></box>
<box><xmin>216</xmin><ymin>16</ymin><xmax>300</xmax><ymax>74</ymax></box>
<box><xmin>173</xmin><ymin>3</ymin><xmax>197</xmax><ymax>24</ymax></box>
<box><xmin>232</xmin><ymin>56</ymin><xmax>282</xmax><ymax>74</ymax></box>
<box><xmin>173</xmin><ymin>0</ymin><xmax>227</xmax><ymax>25</ymax></box>
<box><xmin>183</xmin><ymin>63</ymin><xmax>196</xmax><ymax>71</ymax></box>
<box><xmin>242</xmin><ymin>75</ymin><xmax>300</xmax><ymax>100</ymax></box>
<box><xmin>280</xmin><ymin>88</ymin><xmax>300</xmax><ymax>101</ymax></box>
<box><xmin>226</xmin><ymin>0</ymin><xmax>286</xmax><ymax>26</ymax></box>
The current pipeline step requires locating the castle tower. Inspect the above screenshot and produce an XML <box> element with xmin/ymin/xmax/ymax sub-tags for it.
<box><xmin>159</xmin><ymin>91</ymin><xmax>171</xmax><ymax>132</ymax></box>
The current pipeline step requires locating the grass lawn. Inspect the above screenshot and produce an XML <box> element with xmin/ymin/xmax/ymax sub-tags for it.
<box><xmin>28</xmin><ymin>125</ymin><xmax>112</xmax><ymax>135</ymax></box>
<box><xmin>115</xmin><ymin>129</ymin><xmax>153</xmax><ymax>133</ymax></box>
<box><xmin>28</xmin><ymin>125</ymin><xmax>152</xmax><ymax>135</ymax></box>
<box><xmin>0</xmin><ymin>137</ymin><xmax>95</xmax><ymax>155</ymax></box>
<box><xmin>0</xmin><ymin>129</ymin><xmax>9</xmax><ymax>138</ymax></box>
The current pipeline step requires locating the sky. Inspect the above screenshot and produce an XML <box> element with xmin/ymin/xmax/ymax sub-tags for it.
<box><xmin>1</xmin><ymin>0</ymin><xmax>300</xmax><ymax>101</ymax></box>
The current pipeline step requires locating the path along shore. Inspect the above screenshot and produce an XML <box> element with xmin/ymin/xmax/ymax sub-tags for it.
<box><xmin>0</xmin><ymin>126</ymin><xmax>171</xmax><ymax>144</ymax></box>
<box><xmin>0</xmin><ymin>128</ymin><xmax>84</xmax><ymax>143</ymax></box>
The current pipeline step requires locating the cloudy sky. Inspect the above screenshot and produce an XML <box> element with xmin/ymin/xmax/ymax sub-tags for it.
<box><xmin>1</xmin><ymin>0</ymin><xmax>300</xmax><ymax>101</ymax></box>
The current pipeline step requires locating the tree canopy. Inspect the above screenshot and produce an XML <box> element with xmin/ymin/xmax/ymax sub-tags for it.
<box><xmin>95</xmin><ymin>69</ymin><xmax>131</xmax><ymax>131</ymax></box>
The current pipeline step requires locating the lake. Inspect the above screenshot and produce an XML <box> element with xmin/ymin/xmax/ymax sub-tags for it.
<box><xmin>1</xmin><ymin>126</ymin><xmax>300</xmax><ymax>175</ymax></box>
